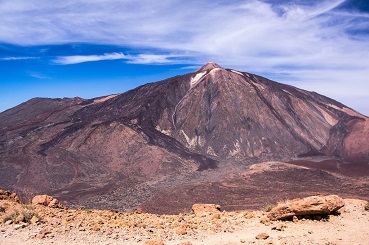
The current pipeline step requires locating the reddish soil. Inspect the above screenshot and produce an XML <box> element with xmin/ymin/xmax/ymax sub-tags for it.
<box><xmin>141</xmin><ymin>161</ymin><xmax>369</xmax><ymax>214</ymax></box>
<box><xmin>288</xmin><ymin>159</ymin><xmax>369</xmax><ymax>178</ymax></box>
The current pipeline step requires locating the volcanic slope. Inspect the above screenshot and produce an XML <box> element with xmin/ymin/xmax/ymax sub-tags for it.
<box><xmin>0</xmin><ymin>62</ymin><xmax>368</xmax><ymax>213</ymax></box>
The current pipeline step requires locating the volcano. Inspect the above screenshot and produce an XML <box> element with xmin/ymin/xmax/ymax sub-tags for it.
<box><xmin>1</xmin><ymin>62</ymin><xmax>369</xmax><ymax>213</ymax></box>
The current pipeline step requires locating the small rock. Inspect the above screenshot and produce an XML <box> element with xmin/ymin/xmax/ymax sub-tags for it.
<box><xmin>176</xmin><ymin>225</ymin><xmax>187</xmax><ymax>235</ymax></box>
<box><xmin>212</xmin><ymin>213</ymin><xmax>221</xmax><ymax>219</ymax></box>
<box><xmin>293</xmin><ymin>216</ymin><xmax>298</xmax><ymax>222</ymax></box>
<box><xmin>144</xmin><ymin>238</ymin><xmax>165</xmax><ymax>245</ymax></box>
<box><xmin>240</xmin><ymin>239</ymin><xmax>246</xmax><ymax>243</ymax></box>
<box><xmin>39</xmin><ymin>227</ymin><xmax>51</xmax><ymax>236</ymax></box>
<box><xmin>178</xmin><ymin>242</ymin><xmax>193</xmax><ymax>245</ymax></box>
<box><xmin>36</xmin><ymin>233</ymin><xmax>45</xmax><ymax>239</ymax></box>
<box><xmin>278</xmin><ymin>235</ymin><xmax>287</xmax><ymax>240</ymax></box>
<box><xmin>260</xmin><ymin>217</ymin><xmax>271</xmax><ymax>225</ymax></box>
<box><xmin>256</xmin><ymin>233</ymin><xmax>269</xmax><ymax>240</ymax></box>
<box><xmin>192</xmin><ymin>204</ymin><xmax>221</xmax><ymax>214</ymax></box>
<box><xmin>272</xmin><ymin>223</ymin><xmax>285</xmax><ymax>231</ymax></box>
<box><xmin>48</xmin><ymin>199</ymin><xmax>60</xmax><ymax>208</ymax></box>
<box><xmin>92</xmin><ymin>223</ymin><xmax>100</xmax><ymax>231</ymax></box>
<box><xmin>241</xmin><ymin>212</ymin><xmax>252</xmax><ymax>219</ymax></box>
<box><xmin>30</xmin><ymin>216</ymin><xmax>40</xmax><ymax>224</ymax></box>
<box><xmin>14</xmin><ymin>223</ymin><xmax>27</xmax><ymax>230</ymax></box>
<box><xmin>5</xmin><ymin>220</ymin><xmax>13</xmax><ymax>225</ymax></box>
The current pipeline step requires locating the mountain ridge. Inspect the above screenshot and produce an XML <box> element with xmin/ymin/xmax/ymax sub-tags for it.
<box><xmin>0</xmin><ymin>62</ymin><xmax>368</xmax><ymax>213</ymax></box>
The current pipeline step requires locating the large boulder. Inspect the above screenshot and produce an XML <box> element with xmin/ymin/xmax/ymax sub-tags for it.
<box><xmin>192</xmin><ymin>204</ymin><xmax>221</xmax><ymax>214</ymax></box>
<box><xmin>32</xmin><ymin>195</ymin><xmax>63</xmax><ymax>208</ymax></box>
<box><xmin>267</xmin><ymin>195</ymin><xmax>344</xmax><ymax>221</ymax></box>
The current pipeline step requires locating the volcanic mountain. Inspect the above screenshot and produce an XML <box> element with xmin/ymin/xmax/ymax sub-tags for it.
<box><xmin>1</xmin><ymin>62</ymin><xmax>369</xmax><ymax>213</ymax></box>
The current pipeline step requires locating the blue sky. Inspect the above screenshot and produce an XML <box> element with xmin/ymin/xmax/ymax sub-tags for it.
<box><xmin>1</xmin><ymin>0</ymin><xmax>369</xmax><ymax>115</ymax></box>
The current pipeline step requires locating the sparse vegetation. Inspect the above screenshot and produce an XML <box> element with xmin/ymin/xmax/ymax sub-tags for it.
<box><xmin>321</xmin><ymin>216</ymin><xmax>330</xmax><ymax>222</ymax></box>
<box><xmin>2</xmin><ymin>206</ymin><xmax>41</xmax><ymax>224</ymax></box>
<box><xmin>365</xmin><ymin>202</ymin><xmax>369</xmax><ymax>211</ymax></box>
<box><xmin>264</xmin><ymin>204</ymin><xmax>276</xmax><ymax>212</ymax></box>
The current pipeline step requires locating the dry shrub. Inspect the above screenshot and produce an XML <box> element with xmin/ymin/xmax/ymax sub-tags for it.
<box><xmin>365</xmin><ymin>202</ymin><xmax>369</xmax><ymax>211</ymax></box>
<box><xmin>2</xmin><ymin>205</ymin><xmax>41</xmax><ymax>224</ymax></box>
<box><xmin>264</xmin><ymin>204</ymin><xmax>276</xmax><ymax>212</ymax></box>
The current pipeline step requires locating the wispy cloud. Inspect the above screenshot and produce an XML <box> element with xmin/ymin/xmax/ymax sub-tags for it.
<box><xmin>53</xmin><ymin>52</ymin><xmax>125</xmax><ymax>65</ymax></box>
<box><xmin>125</xmin><ymin>54</ymin><xmax>188</xmax><ymax>64</ymax></box>
<box><xmin>28</xmin><ymin>72</ymin><xmax>50</xmax><ymax>79</ymax></box>
<box><xmin>53</xmin><ymin>52</ymin><xmax>187</xmax><ymax>65</ymax></box>
<box><xmin>0</xmin><ymin>56</ymin><xmax>38</xmax><ymax>61</ymax></box>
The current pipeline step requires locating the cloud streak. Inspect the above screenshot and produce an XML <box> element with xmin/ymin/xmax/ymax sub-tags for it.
<box><xmin>53</xmin><ymin>52</ymin><xmax>126</xmax><ymax>65</ymax></box>
<box><xmin>28</xmin><ymin>72</ymin><xmax>50</xmax><ymax>79</ymax></box>
<box><xmin>53</xmin><ymin>52</ymin><xmax>186</xmax><ymax>65</ymax></box>
<box><xmin>0</xmin><ymin>56</ymin><xmax>38</xmax><ymax>60</ymax></box>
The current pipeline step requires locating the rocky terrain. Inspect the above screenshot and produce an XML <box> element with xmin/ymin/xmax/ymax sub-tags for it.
<box><xmin>1</xmin><ymin>189</ymin><xmax>368</xmax><ymax>245</ymax></box>
<box><xmin>0</xmin><ymin>62</ymin><xmax>368</xmax><ymax>213</ymax></box>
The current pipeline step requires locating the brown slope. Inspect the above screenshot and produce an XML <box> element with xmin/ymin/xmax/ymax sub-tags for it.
<box><xmin>159</xmin><ymin>62</ymin><xmax>367</xmax><ymax>161</ymax></box>
<box><xmin>0</xmin><ymin>62</ymin><xmax>368</xmax><ymax>212</ymax></box>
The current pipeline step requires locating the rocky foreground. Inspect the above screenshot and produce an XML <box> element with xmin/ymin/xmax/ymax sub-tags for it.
<box><xmin>1</xmin><ymin>189</ymin><xmax>369</xmax><ymax>245</ymax></box>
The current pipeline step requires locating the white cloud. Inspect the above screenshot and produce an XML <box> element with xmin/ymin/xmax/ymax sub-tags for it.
<box><xmin>53</xmin><ymin>52</ymin><xmax>125</xmax><ymax>65</ymax></box>
<box><xmin>53</xmin><ymin>52</ymin><xmax>186</xmax><ymax>65</ymax></box>
<box><xmin>280</xmin><ymin>0</ymin><xmax>346</xmax><ymax>20</ymax></box>
<box><xmin>0</xmin><ymin>0</ymin><xmax>369</xmax><ymax>114</ymax></box>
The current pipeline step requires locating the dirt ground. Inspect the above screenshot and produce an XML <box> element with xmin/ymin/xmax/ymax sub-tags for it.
<box><xmin>1</xmin><ymin>198</ymin><xmax>368</xmax><ymax>245</ymax></box>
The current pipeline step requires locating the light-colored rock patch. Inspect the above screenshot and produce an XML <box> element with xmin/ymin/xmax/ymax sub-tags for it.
<box><xmin>190</xmin><ymin>71</ymin><xmax>206</xmax><ymax>87</ymax></box>
<box><xmin>230</xmin><ymin>70</ymin><xmax>244</xmax><ymax>76</ymax></box>
<box><xmin>329</xmin><ymin>104</ymin><xmax>365</xmax><ymax>118</ymax></box>
<box><xmin>206</xmin><ymin>146</ymin><xmax>217</xmax><ymax>156</ymax></box>
<box><xmin>155</xmin><ymin>125</ymin><xmax>172</xmax><ymax>136</ymax></box>
<box><xmin>315</xmin><ymin>105</ymin><xmax>338</xmax><ymax>126</ymax></box>
<box><xmin>92</xmin><ymin>94</ymin><xmax>118</xmax><ymax>104</ymax></box>
<box><xmin>229</xmin><ymin>140</ymin><xmax>241</xmax><ymax>157</ymax></box>
<box><xmin>180</xmin><ymin>130</ymin><xmax>204</xmax><ymax>148</ymax></box>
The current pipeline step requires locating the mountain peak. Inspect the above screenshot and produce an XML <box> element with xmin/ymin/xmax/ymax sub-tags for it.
<box><xmin>1</xmin><ymin>62</ymin><xmax>368</xmax><ymax>215</ymax></box>
<box><xmin>196</xmin><ymin>62</ymin><xmax>222</xmax><ymax>72</ymax></box>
